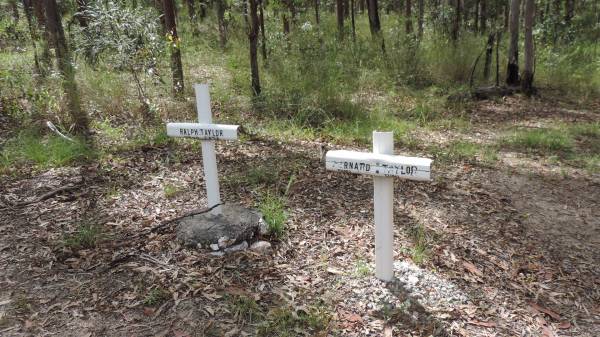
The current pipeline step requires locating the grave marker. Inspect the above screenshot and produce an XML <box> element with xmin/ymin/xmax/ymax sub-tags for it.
<box><xmin>325</xmin><ymin>131</ymin><xmax>433</xmax><ymax>281</ymax></box>
<box><xmin>166</xmin><ymin>84</ymin><xmax>239</xmax><ymax>215</ymax></box>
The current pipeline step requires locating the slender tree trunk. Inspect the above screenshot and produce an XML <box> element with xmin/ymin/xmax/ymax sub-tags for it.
<box><xmin>344</xmin><ymin>0</ymin><xmax>350</xmax><ymax>18</ymax></box>
<box><xmin>259</xmin><ymin>0</ymin><xmax>267</xmax><ymax>61</ymax></box>
<box><xmin>475</xmin><ymin>0</ymin><xmax>480</xmax><ymax>31</ymax></box>
<box><xmin>351</xmin><ymin>0</ymin><xmax>356</xmax><ymax>41</ymax></box>
<box><xmin>367</xmin><ymin>0</ymin><xmax>382</xmax><ymax>35</ymax></box>
<box><xmin>216</xmin><ymin>0</ymin><xmax>227</xmax><ymax>48</ymax></box>
<box><xmin>496</xmin><ymin>31</ymin><xmax>501</xmax><ymax>86</ymax></box>
<box><xmin>314</xmin><ymin>0</ymin><xmax>320</xmax><ymax>24</ymax></box>
<box><xmin>506</xmin><ymin>0</ymin><xmax>520</xmax><ymax>86</ymax></box>
<box><xmin>337</xmin><ymin>0</ymin><xmax>345</xmax><ymax>39</ymax></box>
<box><xmin>483</xmin><ymin>32</ymin><xmax>494</xmax><ymax>80</ymax></box>
<box><xmin>452</xmin><ymin>0</ymin><xmax>461</xmax><ymax>41</ymax></box>
<box><xmin>405</xmin><ymin>0</ymin><xmax>412</xmax><ymax>35</ymax></box>
<box><xmin>480</xmin><ymin>0</ymin><xmax>487</xmax><ymax>32</ymax></box>
<box><xmin>163</xmin><ymin>0</ymin><xmax>184</xmax><ymax>94</ymax></box>
<box><xmin>521</xmin><ymin>0</ymin><xmax>535</xmax><ymax>94</ymax></box>
<box><xmin>282</xmin><ymin>13</ymin><xmax>290</xmax><ymax>35</ymax></box>
<box><xmin>33</xmin><ymin>0</ymin><xmax>51</xmax><ymax>68</ymax></box>
<box><xmin>198</xmin><ymin>0</ymin><xmax>207</xmax><ymax>20</ymax></box>
<box><xmin>44</xmin><ymin>0</ymin><xmax>89</xmax><ymax>138</ymax></box>
<box><xmin>247</xmin><ymin>0</ymin><xmax>261</xmax><ymax>96</ymax></box>
<box><xmin>564</xmin><ymin>0</ymin><xmax>574</xmax><ymax>25</ymax></box>
<box><xmin>22</xmin><ymin>0</ymin><xmax>41</xmax><ymax>76</ymax></box>
<box><xmin>367</xmin><ymin>0</ymin><xmax>385</xmax><ymax>51</ymax></box>
<box><xmin>417</xmin><ymin>0</ymin><xmax>424</xmax><ymax>38</ymax></box>
<box><xmin>504</xmin><ymin>0</ymin><xmax>509</xmax><ymax>31</ymax></box>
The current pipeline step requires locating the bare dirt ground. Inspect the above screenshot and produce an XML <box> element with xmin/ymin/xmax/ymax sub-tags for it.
<box><xmin>0</xmin><ymin>96</ymin><xmax>599</xmax><ymax>337</ymax></box>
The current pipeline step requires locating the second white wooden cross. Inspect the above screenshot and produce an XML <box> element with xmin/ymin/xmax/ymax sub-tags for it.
<box><xmin>325</xmin><ymin>131</ymin><xmax>433</xmax><ymax>281</ymax></box>
<box><xmin>166</xmin><ymin>84</ymin><xmax>239</xmax><ymax>215</ymax></box>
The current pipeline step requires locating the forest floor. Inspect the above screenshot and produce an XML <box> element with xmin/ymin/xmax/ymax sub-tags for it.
<box><xmin>0</xmin><ymin>94</ymin><xmax>599</xmax><ymax>337</ymax></box>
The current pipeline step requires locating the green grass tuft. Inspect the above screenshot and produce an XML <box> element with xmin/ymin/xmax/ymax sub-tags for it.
<box><xmin>63</xmin><ymin>224</ymin><xmax>103</xmax><ymax>249</ymax></box>
<box><xmin>505</xmin><ymin>128</ymin><xmax>574</xmax><ymax>153</ymax></box>
<box><xmin>259</xmin><ymin>193</ymin><xmax>288</xmax><ymax>238</ymax></box>
<box><xmin>1</xmin><ymin>131</ymin><xmax>92</xmax><ymax>170</ymax></box>
<box><xmin>143</xmin><ymin>287</ymin><xmax>169</xmax><ymax>306</ymax></box>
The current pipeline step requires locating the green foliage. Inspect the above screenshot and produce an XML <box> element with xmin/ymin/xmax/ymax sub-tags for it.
<box><xmin>73</xmin><ymin>1</ymin><xmax>164</xmax><ymax>72</ymax></box>
<box><xmin>259</xmin><ymin>193</ymin><xmax>287</xmax><ymax>238</ymax></box>
<box><xmin>505</xmin><ymin>128</ymin><xmax>574</xmax><ymax>153</ymax></box>
<box><xmin>228</xmin><ymin>295</ymin><xmax>263</xmax><ymax>323</ymax></box>
<box><xmin>537</xmin><ymin>43</ymin><xmax>600</xmax><ymax>98</ymax></box>
<box><xmin>1</xmin><ymin>131</ymin><xmax>92</xmax><ymax>171</ymax></box>
<box><xmin>163</xmin><ymin>183</ymin><xmax>181</xmax><ymax>199</ymax></box>
<box><xmin>354</xmin><ymin>259</ymin><xmax>371</xmax><ymax>278</ymax></box>
<box><xmin>143</xmin><ymin>287</ymin><xmax>169</xmax><ymax>306</ymax></box>
<box><xmin>410</xmin><ymin>224</ymin><xmax>429</xmax><ymax>265</ymax></box>
<box><xmin>257</xmin><ymin>304</ymin><xmax>331</xmax><ymax>337</ymax></box>
<box><xmin>63</xmin><ymin>224</ymin><xmax>102</xmax><ymax>249</ymax></box>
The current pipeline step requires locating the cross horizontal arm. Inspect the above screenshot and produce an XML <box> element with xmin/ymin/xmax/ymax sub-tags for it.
<box><xmin>166</xmin><ymin>123</ymin><xmax>239</xmax><ymax>140</ymax></box>
<box><xmin>325</xmin><ymin>150</ymin><xmax>432</xmax><ymax>181</ymax></box>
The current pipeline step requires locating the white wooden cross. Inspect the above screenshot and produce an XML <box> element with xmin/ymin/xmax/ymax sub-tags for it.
<box><xmin>166</xmin><ymin>84</ymin><xmax>239</xmax><ymax>215</ymax></box>
<box><xmin>325</xmin><ymin>131</ymin><xmax>433</xmax><ymax>281</ymax></box>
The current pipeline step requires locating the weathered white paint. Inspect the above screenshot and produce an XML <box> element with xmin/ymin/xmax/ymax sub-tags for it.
<box><xmin>166</xmin><ymin>84</ymin><xmax>239</xmax><ymax>215</ymax></box>
<box><xmin>325</xmin><ymin>131</ymin><xmax>433</xmax><ymax>282</ymax></box>
<box><xmin>325</xmin><ymin>150</ymin><xmax>432</xmax><ymax>181</ymax></box>
<box><xmin>166</xmin><ymin>122</ymin><xmax>238</xmax><ymax>140</ymax></box>
<box><xmin>373</xmin><ymin>132</ymin><xmax>395</xmax><ymax>281</ymax></box>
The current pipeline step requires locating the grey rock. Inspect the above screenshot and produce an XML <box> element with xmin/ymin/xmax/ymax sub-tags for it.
<box><xmin>177</xmin><ymin>204</ymin><xmax>264</xmax><ymax>247</ymax></box>
<box><xmin>218</xmin><ymin>236</ymin><xmax>235</xmax><ymax>249</ymax></box>
<box><xmin>250</xmin><ymin>240</ymin><xmax>271</xmax><ymax>253</ymax></box>
<box><xmin>210</xmin><ymin>243</ymin><xmax>220</xmax><ymax>251</ymax></box>
<box><xmin>224</xmin><ymin>241</ymin><xmax>248</xmax><ymax>253</ymax></box>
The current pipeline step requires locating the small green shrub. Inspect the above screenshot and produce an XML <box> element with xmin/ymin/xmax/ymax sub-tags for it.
<box><xmin>505</xmin><ymin>128</ymin><xmax>574</xmax><ymax>153</ymax></box>
<box><xmin>257</xmin><ymin>304</ymin><xmax>331</xmax><ymax>337</ymax></box>
<box><xmin>259</xmin><ymin>193</ymin><xmax>287</xmax><ymax>238</ymax></box>
<box><xmin>0</xmin><ymin>131</ymin><xmax>92</xmax><ymax>170</ymax></box>
<box><xmin>163</xmin><ymin>184</ymin><xmax>182</xmax><ymax>198</ymax></box>
<box><xmin>410</xmin><ymin>224</ymin><xmax>429</xmax><ymax>265</ymax></box>
<box><xmin>63</xmin><ymin>224</ymin><xmax>102</xmax><ymax>249</ymax></box>
<box><xmin>143</xmin><ymin>287</ymin><xmax>169</xmax><ymax>306</ymax></box>
<box><xmin>228</xmin><ymin>295</ymin><xmax>263</xmax><ymax>323</ymax></box>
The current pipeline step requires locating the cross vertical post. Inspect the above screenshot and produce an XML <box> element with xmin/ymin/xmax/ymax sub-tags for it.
<box><xmin>194</xmin><ymin>84</ymin><xmax>222</xmax><ymax>215</ymax></box>
<box><xmin>372</xmin><ymin>131</ymin><xmax>395</xmax><ymax>281</ymax></box>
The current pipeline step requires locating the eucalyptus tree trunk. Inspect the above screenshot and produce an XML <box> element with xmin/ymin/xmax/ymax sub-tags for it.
<box><xmin>521</xmin><ymin>0</ymin><xmax>535</xmax><ymax>94</ymax></box>
<box><xmin>163</xmin><ymin>0</ymin><xmax>184</xmax><ymax>94</ymax></box>
<box><xmin>506</xmin><ymin>0</ymin><xmax>520</xmax><ymax>86</ymax></box>
<box><xmin>44</xmin><ymin>0</ymin><xmax>90</xmax><ymax>138</ymax></box>
<box><xmin>259</xmin><ymin>0</ymin><xmax>267</xmax><ymax>61</ymax></box>
<box><xmin>216</xmin><ymin>0</ymin><xmax>228</xmax><ymax>48</ymax></box>
<box><xmin>480</xmin><ymin>0</ymin><xmax>487</xmax><ymax>32</ymax></box>
<box><xmin>367</xmin><ymin>0</ymin><xmax>385</xmax><ymax>51</ymax></box>
<box><xmin>405</xmin><ymin>0</ymin><xmax>412</xmax><ymax>35</ymax></box>
<box><xmin>351</xmin><ymin>0</ymin><xmax>356</xmax><ymax>41</ymax></box>
<box><xmin>337</xmin><ymin>0</ymin><xmax>345</xmax><ymax>39</ymax></box>
<box><xmin>32</xmin><ymin>0</ymin><xmax>51</xmax><ymax>69</ymax></box>
<box><xmin>417</xmin><ymin>0</ymin><xmax>424</xmax><ymax>38</ymax></box>
<box><xmin>247</xmin><ymin>0</ymin><xmax>261</xmax><ymax>96</ymax></box>
<box><xmin>451</xmin><ymin>0</ymin><xmax>461</xmax><ymax>41</ymax></box>
<box><xmin>483</xmin><ymin>32</ymin><xmax>494</xmax><ymax>80</ymax></box>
